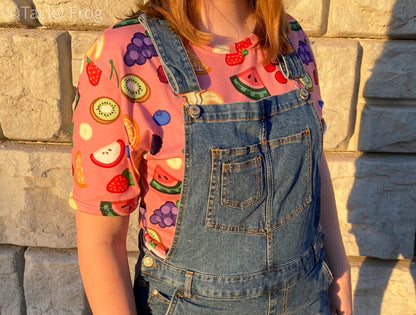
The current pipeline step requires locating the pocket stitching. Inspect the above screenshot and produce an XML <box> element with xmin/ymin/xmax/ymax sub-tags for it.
<box><xmin>221</xmin><ymin>156</ymin><xmax>263</xmax><ymax>209</ymax></box>
<box><xmin>320</xmin><ymin>258</ymin><xmax>334</xmax><ymax>285</ymax></box>
<box><xmin>206</xmin><ymin>128</ymin><xmax>312</xmax><ymax>233</ymax></box>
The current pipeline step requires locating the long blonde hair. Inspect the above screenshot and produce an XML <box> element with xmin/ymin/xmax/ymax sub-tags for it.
<box><xmin>133</xmin><ymin>0</ymin><xmax>291</xmax><ymax>63</ymax></box>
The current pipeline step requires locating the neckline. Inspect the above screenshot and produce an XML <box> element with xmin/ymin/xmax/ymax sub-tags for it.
<box><xmin>190</xmin><ymin>32</ymin><xmax>259</xmax><ymax>55</ymax></box>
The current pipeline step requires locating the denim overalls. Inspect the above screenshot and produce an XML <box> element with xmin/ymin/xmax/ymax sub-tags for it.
<box><xmin>134</xmin><ymin>13</ymin><xmax>333</xmax><ymax>315</ymax></box>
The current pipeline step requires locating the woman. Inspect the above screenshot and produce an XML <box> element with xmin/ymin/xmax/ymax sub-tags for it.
<box><xmin>71</xmin><ymin>0</ymin><xmax>352</xmax><ymax>314</ymax></box>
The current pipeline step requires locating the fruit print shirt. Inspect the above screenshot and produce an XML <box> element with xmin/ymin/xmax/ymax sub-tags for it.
<box><xmin>71</xmin><ymin>15</ymin><xmax>324</xmax><ymax>259</ymax></box>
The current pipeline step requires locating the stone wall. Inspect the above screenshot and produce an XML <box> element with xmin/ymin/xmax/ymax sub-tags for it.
<box><xmin>0</xmin><ymin>0</ymin><xmax>414</xmax><ymax>314</ymax></box>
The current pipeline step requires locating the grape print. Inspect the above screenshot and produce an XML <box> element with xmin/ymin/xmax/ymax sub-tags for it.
<box><xmin>298</xmin><ymin>40</ymin><xmax>313</xmax><ymax>66</ymax></box>
<box><xmin>124</xmin><ymin>32</ymin><xmax>157</xmax><ymax>67</ymax></box>
<box><xmin>140</xmin><ymin>206</ymin><xmax>147</xmax><ymax>230</ymax></box>
<box><xmin>149</xmin><ymin>201</ymin><xmax>178</xmax><ymax>228</ymax></box>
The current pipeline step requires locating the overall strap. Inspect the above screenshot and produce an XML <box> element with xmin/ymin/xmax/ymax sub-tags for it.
<box><xmin>277</xmin><ymin>40</ymin><xmax>307</xmax><ymax>80</ymax></box>
<box><xmin>137</xmin><ymin>12</ymin><xmax>201</xmax><ymax>94</ymax></box>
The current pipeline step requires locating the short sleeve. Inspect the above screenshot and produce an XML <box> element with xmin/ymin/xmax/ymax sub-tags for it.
<box><xmin>70</xmin><ymin>49</ymin><xmax>141</xmax><ymax>216</ymax></box>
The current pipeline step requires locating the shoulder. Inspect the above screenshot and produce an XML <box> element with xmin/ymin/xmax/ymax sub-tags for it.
<box><xmin>82</xmin><ymin>17</ymin><xmax>150</xmax><ymax>76</ymax></box>
<box><xmin>285</xmin><ymin>14</ymin><xmax>310</xmax><ymax>45</ymax></box>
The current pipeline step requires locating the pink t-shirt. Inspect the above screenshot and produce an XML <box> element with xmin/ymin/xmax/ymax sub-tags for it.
<box><xmin>70</xmin><ymin>15</ymin><xmax>324</xmax><ymax>258</ymax></box>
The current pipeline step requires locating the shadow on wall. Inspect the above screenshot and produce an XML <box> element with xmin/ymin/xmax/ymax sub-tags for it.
<box><xmin>348</xmin><ymin>0</ymin><xmax>416</xmax><ymax>313</ymax></box>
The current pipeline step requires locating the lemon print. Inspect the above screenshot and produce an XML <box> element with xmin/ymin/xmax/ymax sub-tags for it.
<box><xmin>212</xmin><ymin>44</ymin><xmax>230</xmax><ymax>54</ymax></box>
<box><xmin>186</xmin><ymin>47</ymin><xmax>211</xmax><ymax>75</ymax></box>
<box><xmin>87</xmin><ymin>34</ymin><xmax>105</xmax><ymax>60</ymax></box>
<box><xmin>166</xmin><ymin>157</ymin><xmax>182</xmax><ymax>170</ymax></box>
<box><xmin>79</xmin><ymin>122</ymin><xmax>93</xmax><ymax>141</ymax></box>
<box><xmin>184</xmin><ymin>91</ymin><xmax>224</xmax><ymax>105</ymax></box>
<box><xmin>147</xmin><ymin>228</ymin><xmax>161</xmax><ymax>243</ymax></box>
<box><xmin>68</xmin><ymin>197</ymin><xmax>78</xmax><ymax>210</ymax></box>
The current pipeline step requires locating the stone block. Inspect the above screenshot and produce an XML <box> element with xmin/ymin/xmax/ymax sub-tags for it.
<box><xmin>0</xmin><ymin>245</ymin><xmax>26</xmax><ymax>314</ymax></box>
<box><xmin>0</xmin><ymin>141</ymin><xmax>141</xmax><ymax>251</ymax></box>
<box><xmin>128</xmin><ymin>251</ymin><xmax>140</xmax><ymax>284</ymax></box>
<box><xmin>326</xmin><ymin>152</ymin><xmax>416</xmax><ymax>259</ymax></box>
<box><xmin>354</xmin><ymin>100</ymin><xmax>416</xmax><ymax>152</ymax></box>
<box><xmin>0</xmin><ymin>0</ymin><xmax>39</xmax><ymax>27</ymax></box>
<box><xmin>359</xmin><ymin>40</ymin><xmax>416</xmax><ymax>100</ymax></box>
<box><xmin>311</xmin><ymin>38</ymin><xmax>361</xmax><ymax>151</ymax></box>
<box><xmin>285</xmin><ymin>0</ymin><xmax>329</xmax><ymax>36</ymax></box>
<box><xmin>0</xmin><ymin>141</ymin><xmax>75</xmax><ymax>248</ymax></box>
<box><xmin>328</xmin><ymin>0</ymin><xmax>416</xmax><ymax>38</ymax></box>
<box><xmin>69</xmin><ymin>31</ymin><xmax>102</xmax><ymax>87</ymax></box>
<box><xmin>32</xmin><ymin>0</ymin><xmax>139</xmax><ymax>29</ymax></box>
<box><xmin>0</xmin><ymin>124</ymin><xmax>5</xmax><ymax>140</ymax></box>
<box><xmin>24</xmin><ymin>247</ymin><xmax>89</xmax><ymax>315</ymax></box>
<box><xmin>127</xmin><ymin>207</ymin><xmax>141</xmax><ymax>252</ymax></box>
<box><xmin>0</xmin><ymin>29</ymin><xmax>73</xmax><ymax>141</ymax></box>
<box><xmin>350</xmin><ymin>257</ymin><xmax>416</xmax><ymax>315</ymax></box>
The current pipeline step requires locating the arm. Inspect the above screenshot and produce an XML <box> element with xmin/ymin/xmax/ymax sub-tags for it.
<box><xmin>320</xmin><ymin>153</ymin><xmax>353</xmax><ymax>315</ymax></box>
<box><xmin>76</xmin><ymin>211</ymin><xmax>136</xmax><ymax>315</ymax></box>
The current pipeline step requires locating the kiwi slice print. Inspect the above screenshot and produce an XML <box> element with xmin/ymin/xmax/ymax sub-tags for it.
<box><xmin>121</xmin><ymin>74</ymin><xmax>151</xmax><ymax>103</ymax></box>
<box><xmin>90</xmin><ymin>97</ymin><xmax>120</xmax><ymax>124</ymax></box>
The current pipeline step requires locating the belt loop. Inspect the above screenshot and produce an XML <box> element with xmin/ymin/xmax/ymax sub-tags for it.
<box><xmin>184</xmin><ymin>271</ymin><xmax>194</xmax><ymax>299</ymax></box>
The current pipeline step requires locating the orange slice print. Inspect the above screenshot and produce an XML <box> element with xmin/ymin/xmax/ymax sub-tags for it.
<box><xmin>74</xmin><ymin>151</ymin><xmax>87</xmax><ymax>188</ymax></box>
<box><xmin>123</xmin><ymin>114</ymin><xmax>140</xmax><ymax>149</ymax></box>
<box><xmin>186</xmin><ymin>47</ymin><xmax>211</xmax><ymax>75</ymax></box>
<box><xmin>86</xmin><ymin>34</ymin><xmax>105</xmax><ymax>60</ymax></box>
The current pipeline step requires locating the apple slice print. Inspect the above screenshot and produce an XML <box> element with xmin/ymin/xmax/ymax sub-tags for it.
<box><xmin>90</xmin><ymin>140</ymin><xmax>125</xmax><ymax>168</ymax></box>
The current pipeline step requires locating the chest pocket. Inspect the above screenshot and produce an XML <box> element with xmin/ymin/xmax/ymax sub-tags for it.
<box><xmin>205</xmin><ymin>128</ymin><xmax>312</xmax><ymax>234</ymax></box>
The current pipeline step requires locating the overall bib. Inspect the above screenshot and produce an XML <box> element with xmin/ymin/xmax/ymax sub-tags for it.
<box><xmin>134</xmin><ymin>14</ymin><xmax>333</xmax><ymax>315</ymax></box>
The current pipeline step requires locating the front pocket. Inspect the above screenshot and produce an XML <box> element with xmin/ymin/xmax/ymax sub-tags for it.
<box><xmin>205</xmin><ymin>128</ymin><xmax>312</xmax><ymax>233</ymax></box>
<box><xmin>206</xmin><ymin>144</ymin><xmax>267</xmax><ymax>233</ymax></box>
<box><xmin>221</xmin><ymin>156</ymin><xmax>263</xmax><ymax>209</ymax></box>
<box><xmin>269</xmin><ymin>128</ymin><xmax>312</xmax><ymax>228</ymax></box>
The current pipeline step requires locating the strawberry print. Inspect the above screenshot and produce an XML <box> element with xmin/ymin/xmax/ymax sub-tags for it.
<box><xmin>106</xmin><ymin>169</ymin><xmax>134</xmax><ymax>193</ymax></box>
<box><xmin>264</xmin><ymin>62</ymin><xmax>276</xmax><ymax>73</ymax></box>
<box><xmin>275</xmin><ymin>71</ymin><xmax>288</xmax><ymax>84</ymax></box>
<box><xmin>235</xmin><ymin>38</ymin><xmax>252</xmax><ymax>51</ymax></box>
<box><xmin>225</xmin><ymin>38</ymin><xmax>252</xmax><ymax>66</ymax></box>
<box><xmin>157</xmin><ymin>65</ymin><xmax>168</xmax><ymax>83</ymax></box>
<box><xmin>225</xmin><ymin>49</ymin><xmax>249</xmax><ymax>66</ymax></box>
<box><xmin>86</xmin><ymin>57</ymin><xmax>102</xmax><ymax>86</ymax></box>
<box><xmin>225</xmin><ymin>51</ymin><xmax>244</xmax><ymax>66</ymax></box>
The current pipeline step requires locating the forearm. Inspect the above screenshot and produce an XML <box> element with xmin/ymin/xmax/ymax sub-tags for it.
<box><xmin>76</xmin><ymin>212</ymin><xmax>136</xmax><ymax>315</ymax></box>
<box><xmin>319</xmin><ymin>154</ymin><xmax>349</xmax><ymax>277</ymax></box>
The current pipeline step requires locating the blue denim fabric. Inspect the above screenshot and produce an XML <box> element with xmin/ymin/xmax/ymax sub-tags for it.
<box><xmin>134</xmin><ymin>14</ymin><xmax>332</xmax><ymax>315</ymax></box>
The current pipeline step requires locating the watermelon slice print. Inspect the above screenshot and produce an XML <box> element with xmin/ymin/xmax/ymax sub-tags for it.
<box><xmin>230</xmin><ymin>67</ymin><xmax>270</xmax><ymax>100</ymax></box>
<box><xmin>150</xmin><ymin>165</ymin><xmax>182</xmax><ymax>194</ymax></box>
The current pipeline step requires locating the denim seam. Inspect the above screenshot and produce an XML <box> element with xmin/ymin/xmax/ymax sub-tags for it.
<box><xmin>185</xmin><ymin>99</ymin><xmax>309</xmax><ymax>123</ymax></box>
<box><xmin>166</xmin><ymin>289</ymin><xmax>181</xmax><ymax>315</ymax></box>
<box><xmin>282</xmin><ymin>283</ymin><xmax>290</xmax><ymax>315</ymax></box>
<box><xmin>320</xmin><ymin>258</ymin><xmax>335</xmax><ymax>284</ymax></box>
<box><xmin>142</xmin><ymin>271</ymin><xmax>289</xmax><ymax>299</ymax></box>
<box><xmin>165</xmin><ymin>121</ymin><xmax>191</xmax><ymax>262</ymax></box>
<box><xmin>142</xmin><ymin>234</ymin><xmax>320</xmax><ymax>279</ymax></box>
<box><xmin>267</xmin><ymin>231</ymin><xmax>274</xmax><ymax>270</ymax></box>
<box><xmin>148</xmin><ymin>290</ymin><xmax>170</xmax><ymax>306</ymax></box>
<box><xmin>205</xmin><ymin>149</ymin><xmax>220</xmax><ymax>226</ymax></box>
<box><xmin>308</xmin><ymin>99</ymin><xmax>324</xmax><ymax>153</ymax></box>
